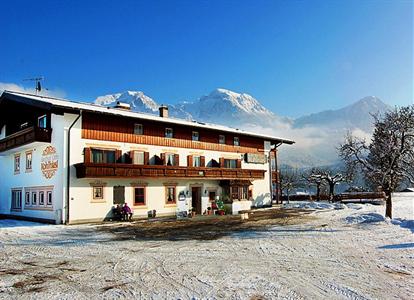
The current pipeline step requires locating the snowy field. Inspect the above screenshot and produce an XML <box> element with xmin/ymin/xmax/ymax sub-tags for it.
<box><xmin>0</xmin><ymin>196</ymin><xmax>413</xmax><ymax>300</ymax></box>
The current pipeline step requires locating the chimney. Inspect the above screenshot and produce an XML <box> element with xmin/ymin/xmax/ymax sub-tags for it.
<box><xmin>159</xmin><ymin>105</ymin><xmax>169</xmax><ymax>118</ymax></box>
<box><xmin>114</xmin><ymin>101</ymin><xmax>131</xmax><ymax>110</ymax></box>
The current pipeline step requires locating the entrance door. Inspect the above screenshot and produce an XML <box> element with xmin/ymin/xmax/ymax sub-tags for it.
<box><xmin>113</xmin><ymin>186</ymin><xmax>125</xmax><ymax>205</ymax></box>
<box><xmin>191</xmin><ymin>187</ymin><xmax>202</xmax><ymax>215</ymax></box>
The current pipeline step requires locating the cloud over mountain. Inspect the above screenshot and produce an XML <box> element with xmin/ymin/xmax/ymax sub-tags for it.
<box><xmin>93</xmin><ymin>88</ymin><xmax>391</xmax><ymax>168</ymax></box>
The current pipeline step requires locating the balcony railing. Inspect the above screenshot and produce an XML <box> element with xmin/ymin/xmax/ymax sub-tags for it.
<box><xmin>74</xmin><ymin>163</ymin><xmax>266</xmax><ymax>180</ymax></box>
<box><xmin>0</xmin><ymin>126</ymin><xmax>52</xmax><ymax>152</ymax></box>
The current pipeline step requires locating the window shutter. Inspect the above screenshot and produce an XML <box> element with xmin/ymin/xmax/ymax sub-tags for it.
<box><xmin>129</xmin><ymin>151</ymin><xmax>135</xmax><ymax>164</ymax></box>
<box><xmin>200</xmin><ymin>156</ymin><xmax>205</xmax><ymax>167</ymax></box>
<box><xmin>174</xmin><ymin>154</ymin><xmax>179</xmax><ymax>166</ymax></box>
<box><xmin>84</xmin><ymin>148</ymin><xmax>91</xmax><ymax>163</ymax></box>
<box><xmin>161</xmin><ymin>153</ymin><xmax>166</xmax><ymax>165</ymax></box>
<box><xmin>144</xmin><ymin>152</ymin><xmax>149</xmax><ymax>165</ymax></box>
<box><xmin>237</xmin><ymin>159</ymin><xmax>242</xmax><ymax>168</ymax></box>
<box><xmin>115</xmin><ymin>150</ymin><xmax>122</xmax><ymax>163</ymax></box>
<box><xmin>187</xmin><ymin>155</ymin><xmax>193</xmax><ymax>167</ymax></box>
<box><xmin>219</xmin><ymin>157</ymin><xmax>224</xmax><ymax>168</ymax></box>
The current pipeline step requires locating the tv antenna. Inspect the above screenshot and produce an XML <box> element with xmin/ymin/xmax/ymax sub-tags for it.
<box><xmin>23</xmin><ymin>76</ymin><xmax>44</xmax><ymax>95</ymax></box>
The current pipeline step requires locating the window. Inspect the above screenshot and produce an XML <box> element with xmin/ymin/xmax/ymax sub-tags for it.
<box><xmin>91</xmin><ymin>149</ymin><xmax>116</xmax><ymax>163</ymax></box>
<box><xmin>14</xmin><ymin>154</ymin><xmax>20</xmax><ymax>174</ymax></box>
<box><xmin>11</xmin><ymin>190</ymin><xmax>22</xmax><ymax>210</ymax></box>
<box><xmin>38</xmin><ymin>115</ymin><xmax>47</xmax><ymax>128</ymax></box>
<box><xmin>93</xmin><ymin>186</ymin><xmax>104</xmax><ymax>200</ymax></box>
<box><xmin>47</xmin><ymin>191</ymin><xmax>53</xmax><ymax>206</ymax></box>
<box><xmin>26</xmin><ymin>151</ymin><xmax>32</xmax><ymax>171</ymax></box>
<box><xmin>192</xmin><ymin>131</ymin><xmax>199</xmax><ymax>141</ymax></box>
<box><xmin>39</xmin><ymin>191</ymin><xmax>45</xmax><ymax>205</ymax></box>
<box><xmin>134</xmin><ymin>187</ymin><xmax>146</xmax><ymax>206</ymax></box>
<box><xmin>165</xmin><ymin>128</ymin><xmax>173</xmax><ymax>138</ymax></box>
<box><xmin>166</xmin><ymin>153</ymin><xmax>176</xmax><ymax>166</ymax></box>
<box><xmin>31</xmin><ymin>192</ymin><xmax>37</xmax><ymax>205</ymax></box>
<box><xmin>134</xmin><ymin>124</ymin><xmax>143</xmax><ymax>135</ymax></box>
<box><xmin>209</xmin><ymin>191</ymin><xmax>216</xmax><ymax>201</ymax></box>
<box><xmin>193</xmin><ymin>156</ymin><xmax>201</xmax><ymax>167</ymax></box>
<box><xmin>219</xmin><ymin>135</ymin><xmax>226</xmax><ymax>144</ymax></box>
<box><xmin>234</xmin><ymin>137</ymin><xmax>240</xmax><ymax>146</ymax></box>
<box><xmin>25</xmin><ymin>192</ymin><xmax>30</xmax><ymax>205</ymax></box>
<box><xmin>133</xmin><ymin>152</ymin><xmax>145</xmax><ymax>165</ymax></box>
<box><xmin>224</xmin><ymin>159</ymin><xmax>238</xmax><ymax>169</ymax></box>
<box><xmin>166</xmin><ymin>186</ymin><xmax>176</xmax><ymax>204</ymax></box>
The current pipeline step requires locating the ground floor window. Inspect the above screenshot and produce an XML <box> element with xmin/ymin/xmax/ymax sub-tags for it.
<box><xmin>134</xmin><ymin>187</ymin><xmax>146</xmax><ymax>206</ymax></box>
<box><xmin>93</xmin><ymin>186</ymin><xmax>104</xmax><ymax>200</ymax></box>
<box><xmin>24</xmin><ymin>186</ymin><xmax>54</xmax><ymax>209</ymax></box>
<box><xmin>11</xmin><ymin>189</ymin><xmax>22</xmax><ymax>210</ymax></box>
<box><xmin>229</xmin><ymin>185</ymin><xmax>251</xmax><ymax>201</ymax></box>
<box><xmin>165</xmin><ymin>186</ymin><xmax>176</xmax><ymax>204</ymax></box>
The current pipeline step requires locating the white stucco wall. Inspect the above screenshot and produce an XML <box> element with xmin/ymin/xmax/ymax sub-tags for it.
<box><xmin>0</xmin><ymin>113</ymin><xmax>79</xmax><ymax>223</ymax></box>
<box><xmin>1</xmin><ymin>112</ymin><xmax>275</xmax><ymax>224</ymax></box>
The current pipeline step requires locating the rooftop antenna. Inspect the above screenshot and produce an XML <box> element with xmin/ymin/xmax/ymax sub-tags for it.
<box><xmin>23</xmin><ymin>76</ymin><xmax>44</xmax><ymax>95</ymax></box>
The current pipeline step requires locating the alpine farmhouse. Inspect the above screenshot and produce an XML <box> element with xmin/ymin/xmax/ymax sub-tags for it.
<box><xmin>0</xmin><ymin>91</ymin><xmax>294</xmax><ymax>224</ymax></box>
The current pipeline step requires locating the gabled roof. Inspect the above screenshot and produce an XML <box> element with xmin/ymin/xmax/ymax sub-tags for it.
<box><xmin>0</xmin><ymin>90</ymin><xmax>295</xmax><ymax>145</ymax></box>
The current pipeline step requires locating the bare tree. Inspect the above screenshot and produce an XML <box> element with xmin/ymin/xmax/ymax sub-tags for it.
<box><xmin>309</xmin><ymin>168</ymin><xmax>344</xmax><ymax>201</ymax></box>
<box><xmin>339</xmin><ymin>106</ymin><xmax>414</xmax><ymax>218</ymax></box>
<box><xmin>280</xmin><ymin>167</ymin><xmax>301</xmax><ymax>203</ymax></box>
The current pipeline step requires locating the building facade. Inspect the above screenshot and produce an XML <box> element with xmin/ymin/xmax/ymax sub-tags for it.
<box><xmin>0</xmin><ymin>91</ymin><xmax>294</xmax><ymax>224</ymax></box>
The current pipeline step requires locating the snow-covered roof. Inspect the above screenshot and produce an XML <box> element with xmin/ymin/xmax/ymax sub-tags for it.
<box><xmin>1</xmin><ymin>90</ymin><xmax>294</xmax><ymax>144</ymax></box>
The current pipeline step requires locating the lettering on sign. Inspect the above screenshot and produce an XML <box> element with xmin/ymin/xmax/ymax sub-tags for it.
<box><xmin>41</xmin><ymin>146</ymin><xmax>59</xmax><ymax>179</ymax></box>
<box><xmin>245</xmin><ymin>153</ymin><xmax>266</xmax><ymax>164</ymax></box>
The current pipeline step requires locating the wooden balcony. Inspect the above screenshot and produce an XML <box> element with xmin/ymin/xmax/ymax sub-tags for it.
<box><xmin>0</xmin><ymin>126</ymin><xmax>52</xmax><ymax>153</ymax></box>
<box><xmin>74</xmin><ymin>163</ymin><xmax>266</xmax><ymax>180</ymax></box>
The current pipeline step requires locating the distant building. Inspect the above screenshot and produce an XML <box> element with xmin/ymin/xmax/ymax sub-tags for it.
<box><xmin>0</xmin><ymin>91</ymin><xmax>294</xmax><ymax>224</ymax></box>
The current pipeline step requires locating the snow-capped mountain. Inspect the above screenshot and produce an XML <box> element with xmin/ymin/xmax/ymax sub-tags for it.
<box><xmin>94</xmin><ymin>89</ymin><xmax>392</xmax><ymax>168</ymax></box>
<box><xmin>294</xmin><ymin>96</ymin><xmax>391</xmax><ymax>131</ymax></box>
<box><xmin>180</xmin><ymin>88</ymin><xmax>286</xmax><ymax>127</ymax></box>
<box><xmin>95</xmin><ymin>91</ymin><xmax>159</xmax><ymax>114</ymax></box>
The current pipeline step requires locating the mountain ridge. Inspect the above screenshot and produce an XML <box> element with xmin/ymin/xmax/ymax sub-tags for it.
<box><xmin>93</xmin><ymin>89</ymin><xmax>391</xmax><ymax>167</ymax></box>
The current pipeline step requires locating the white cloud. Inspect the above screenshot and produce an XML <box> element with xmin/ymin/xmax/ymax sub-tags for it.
<box><xmin>0</xmin><ymin>82</ymin><xmax>66</xmax><ymax>98</ymax></box>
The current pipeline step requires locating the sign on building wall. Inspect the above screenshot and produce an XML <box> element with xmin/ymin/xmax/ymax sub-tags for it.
<box><xmin>245</xmin><ymin>153</ymin><xmax>266</xmax><ymax>164</ymax></box>
<box><xmin>41</xmin><ymin>146</ymin><xmax>59</xmax><ymax>179</ymax></box>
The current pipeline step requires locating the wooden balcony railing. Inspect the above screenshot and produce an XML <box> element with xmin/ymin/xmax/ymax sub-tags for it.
<box><xmin>74</xmin><ymin>163</ymin><xmax>266</xmax><ymax>180</ymax></box>
<box><xmin>0</xmin><ymin>126</ymin><xmax>52</xmax><ymax>152</ymax></box>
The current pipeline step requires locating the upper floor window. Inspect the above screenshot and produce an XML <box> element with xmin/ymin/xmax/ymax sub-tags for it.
<box><xmin>193</xmin><ymin>156</ymin><xmax>201</xmax><ymax>167</ymax></box>
<box><xmin>38</xmin><ymin>115</ymin><xmax>47</xmax><ymax>128</ymax></box>
<box><xmin>192</xmin><ymin>131</ymin><xmax>199</xmax><ymax>141</ymax></box>
<box><xmin>91</xmin><ymin>149</ymin><xmax>116</xmax><ymax>164</ymax></box>
<box><xmin>224</xmin><ymin>159</ymin><xmax>238</xmax><ymax>169</ymax></box>
<box><xmin>165</xmin><ymin>128</ymin><xmax>173</xmax><ymax>138</ymax></box>
<box><xmin>134</xmin><ymin>124</ymin><xmax>143</xmax><ymax>135</ymax></box>
<box><xmin>219</xmin><ymin>135</ymin><xmax>226</xmax><ymax>144</ymax></box>
<box><xmin>26</xmin><ymin>151</ymin><xmax>32</xmax><ymax>172</ymax></box>
<box><xmin>165</xmin><ymin>153</ymin><xmax>176</xmax><ymax>166</ymax></box>
<box><xmin>14</xmin><ymin>154</ymin><xmax>20</xmax><ymax>174</ymax></box>
<box><xmin>133</xmin><ymin>151</ymin><xmax>145</xmax><ymax>165</ymax></box>
<box><xmin>234</xmin><ymin>137</ymin><xmax>240</xmax><ymax>146</ymax></box>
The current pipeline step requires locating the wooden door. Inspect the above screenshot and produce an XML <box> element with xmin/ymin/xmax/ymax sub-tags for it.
<box><xmin>192</xmin><ymin>187</ymin><xmax>202</xmax><ymax>215</ymax></box>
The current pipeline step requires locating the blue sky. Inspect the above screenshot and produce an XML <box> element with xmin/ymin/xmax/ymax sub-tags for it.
<box><xmin>0</xmin><ymin>0</ymin><xmax>412</xmax><ymax>117</ymax></box>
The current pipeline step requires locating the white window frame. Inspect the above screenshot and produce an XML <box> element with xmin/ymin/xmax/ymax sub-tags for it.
<box><xmin>193</xmin><ymin>156</ymin><xmax>201</xmax><ymax>167</ymax></box>
<box><xmin>38</xmin><ymin>115</ymin><xmax>47</xmax><ymax>128</ymax></box>
<box><xmin>234</xmin><ymin>137</ymin><xmax>240</xmax><ymax>146</ymax></box>
<box><xmin>192</xmin><ymin>131</ymin><xmax>199</xmax><ymax>141</ymax></box>
<box><xmin>14</xmin><ymin>154</ymin><xmax>20</xmax><ymax>174</ymax></box>
<box><xmin>165</xmin><ymin>128</ymin><xmax>173</xmax><ymax>138</ymax></box>
<box><xmin>134</xmin><ymin>124</ymin><xmax>143</xmax><ymax>135</ymax></box>
<box><xmin>26</xmin><ymin>151</ymin><xmax>33</xmax><ymax>172</ymax></box>
<box><xmin>11</xmin><ymin>189</ymin><xmax>22</xmax><ymax>211</ymax></box>
<box><xmin>219</xmin><ymin>135</ymin><xmax>226</xmax><ymax>144</ymax></box>
<box><xmin>133</xmin><ymin>151</ymin><xmax>145</xmax><ymax>165</ymax></box>
<box><xmin>93</xmin><ymin>186</ymin><xmax>104</xmax><ymax>200</ymax></box>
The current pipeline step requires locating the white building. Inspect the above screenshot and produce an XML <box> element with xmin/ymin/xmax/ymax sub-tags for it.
<box><xmin>0</xmin><ymin>91</ymin><xmax>294</xmax><ymax>224</ymax></box>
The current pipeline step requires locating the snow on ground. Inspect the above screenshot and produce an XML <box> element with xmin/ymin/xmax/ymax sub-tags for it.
<box><xmin>0</xmin><ymin>196</ymin><xmax>413</xmax><ymax>299</ymax></box>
